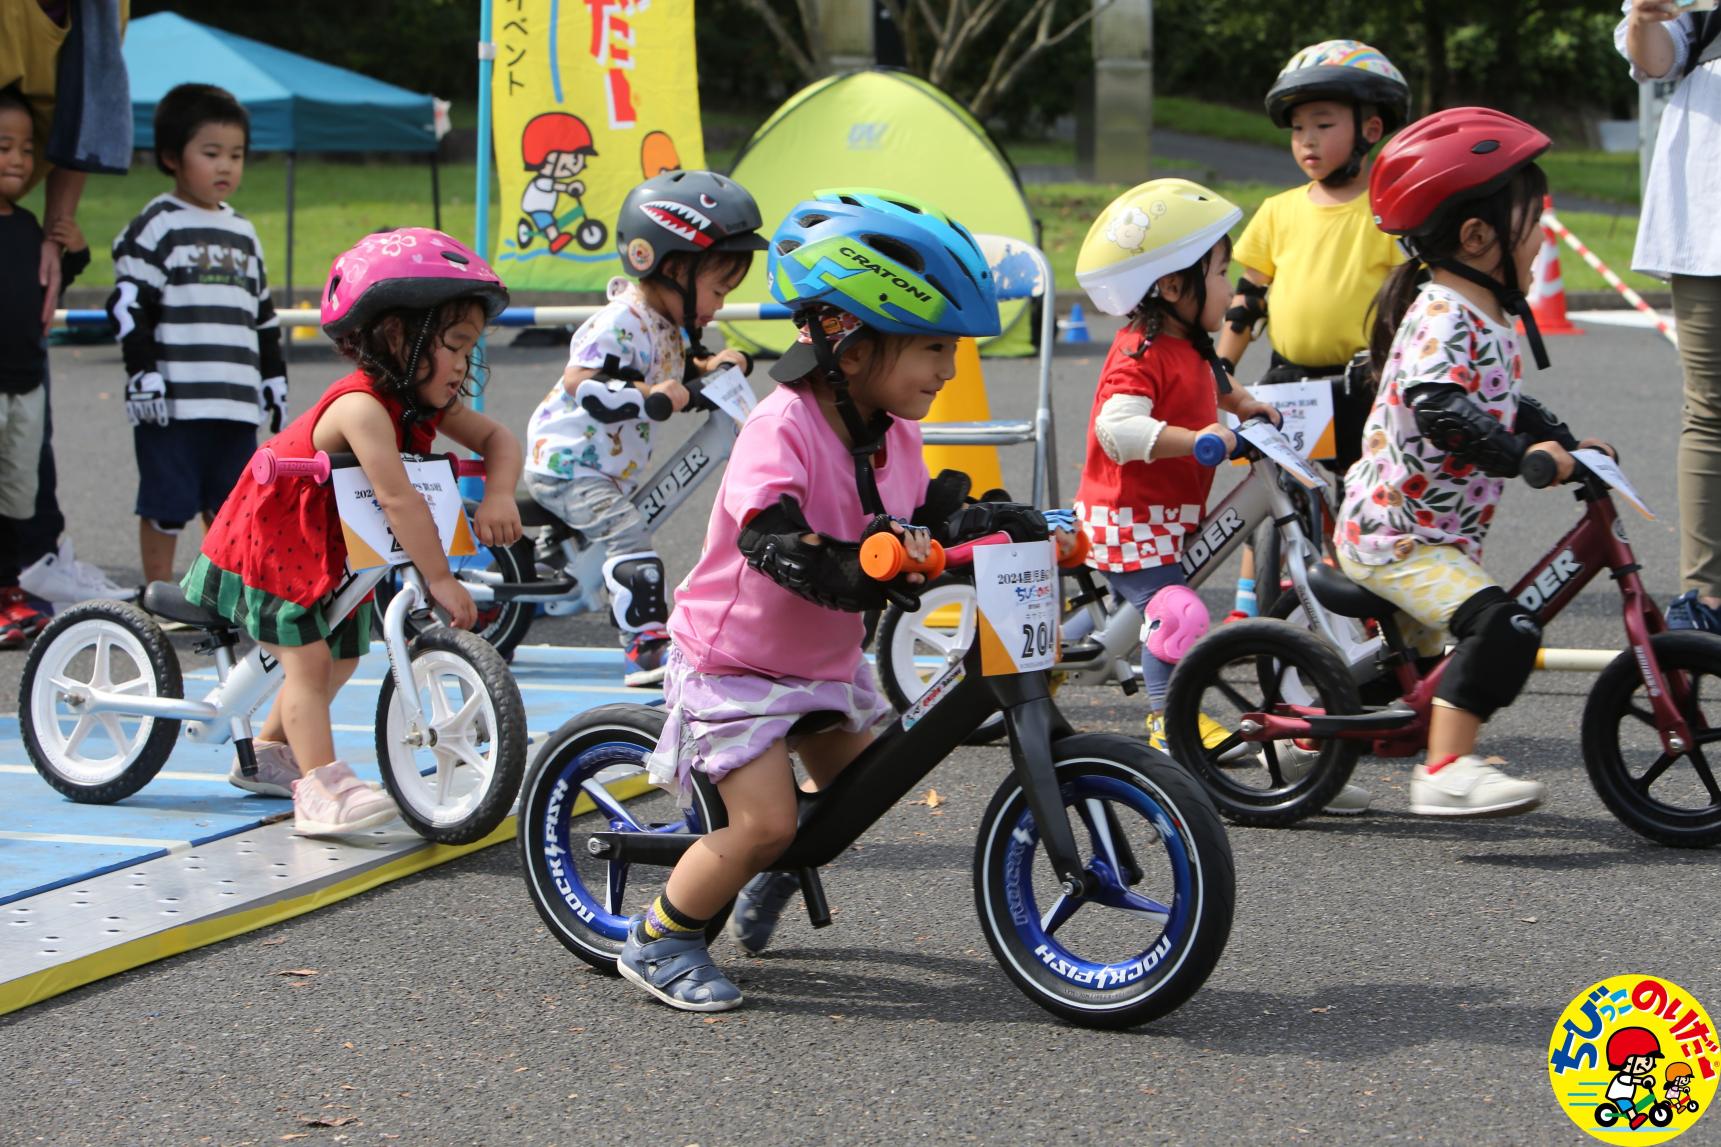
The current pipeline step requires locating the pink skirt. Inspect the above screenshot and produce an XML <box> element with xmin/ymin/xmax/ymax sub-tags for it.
<box><xmin>645</xmin><ymin>645</ymin><xmax>894</xmax><ymax>793</ymax></box>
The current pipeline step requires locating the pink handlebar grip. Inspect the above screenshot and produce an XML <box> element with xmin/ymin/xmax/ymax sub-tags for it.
<box><xmin>250</xmin><ymin>448</ymin><xmax>332</xmax><ymax>486</ymax></box>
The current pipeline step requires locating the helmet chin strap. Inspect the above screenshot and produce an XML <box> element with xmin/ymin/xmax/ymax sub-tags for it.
<box><xmin>662</xmin><ymin>256</ymin><xmax>711</xmax><ymax>382</ymax></box>
<box><xmin>388</xmin><ymin>307</ymin><xmax>438</xmax><ymax>434</ymax></box>
<box><xmin>1414</xmin><ymin>203</ymin><xmax>1551</xmax><ymax>371</ymax></box>
<box><xmin>1319</xmin><ymin>106</ymin><xmax>1369</xmax><ymax>188</ymax></box>
<box><xmin>801</xmin><ymin>308</ymin><xmax>892</xmax><ymax>517</ymax></box>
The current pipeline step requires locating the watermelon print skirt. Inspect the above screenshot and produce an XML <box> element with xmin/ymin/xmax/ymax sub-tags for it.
<box><xmin>181</xmin><ymin>553</ymin><xmax>373</xmax><ymax>658</ymax></box>
<box><xmin>645</xmin><ymin>645</ymin><xmax>894</xmax><ymax>795</ymax></box>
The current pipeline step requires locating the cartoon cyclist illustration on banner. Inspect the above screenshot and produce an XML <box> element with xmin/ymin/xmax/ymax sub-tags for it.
<box><xmin>516</xmin><ymin>112</ymin><xmax>608</xmax><ymax>254</ymax></box>
<box><xmin>1548</xmin><ymin>975</ymin><xmax>1716</xmax><ymax>1143</ymax></box>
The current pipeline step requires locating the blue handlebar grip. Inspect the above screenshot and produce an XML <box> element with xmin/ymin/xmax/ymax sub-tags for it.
<box><xmin>1193</xmin><ymin>433</ymin><xmax>1229</xmax><ymax>467</ymax></box>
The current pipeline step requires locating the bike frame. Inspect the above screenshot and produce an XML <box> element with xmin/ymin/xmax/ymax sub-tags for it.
<box><xmin>52</xmin><ymin>564</ymin><xmax>434</xmax><ymax>750</ymax></box>
<box><xmin>1243</xmin><ymin>480</ymin><xmax>1695</xmax><ymax>758</ymax></box>
<box><xmin>1059</xmin><ymin>455</ymin><xmax>1375</xmax><ymax>687</ymax></box>
<box><xmin>589</xmin><ymin>643</ymin><xmax>1107</xmax><ymax>901</ymax></box>
<box><xmin>463</xmin><ymin>404</ymin><xmax>740</xmax><ymax>614</ymax></box>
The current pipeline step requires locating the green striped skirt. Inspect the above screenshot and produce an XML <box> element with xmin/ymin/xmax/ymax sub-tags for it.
<box><xmin>181</xmin><ymin>553</ymin><xmax>372</xmax><ymax>659</ymax></box>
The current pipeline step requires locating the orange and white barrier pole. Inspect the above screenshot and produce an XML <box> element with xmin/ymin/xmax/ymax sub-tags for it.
<box><xmin>1540</xmin><ymin>206</ymin><xmax>1679</xmax><ymax>349</ymax></box>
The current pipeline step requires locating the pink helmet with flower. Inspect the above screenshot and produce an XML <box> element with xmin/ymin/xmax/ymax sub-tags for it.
<box><xmin>320</xmin><ymin>227</ymin><xmax>510</xmax><ymax>338</ymax></box>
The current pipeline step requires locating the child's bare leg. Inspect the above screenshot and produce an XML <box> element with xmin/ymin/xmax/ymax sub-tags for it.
<box><xmin>795</xmin><ymin>726</ymin><xmax>877</xmax><ymax>789</ymax></box>
<box><xmin>263</xmin><ymin>641</ymin><xmax>338</xmax><ymax>769</ymax></box>
<box><xmin>1427</xmin><ymin>702</ymin><xmax>1482</xmax><ymax>764</ymax></box>
<box><xmin>663</xmin><ymin>741</ymin><xmax>799</xmax><ymax>920</ymax></box>
<box><xmin>138</xmin><ymin>520</ymin><xmax>177</xmax><ymax>584</ymax></box>
<box><xmin>257</xmin><ymin>656</ymin><xmax>360</xmax><ymax>748</ymax></box>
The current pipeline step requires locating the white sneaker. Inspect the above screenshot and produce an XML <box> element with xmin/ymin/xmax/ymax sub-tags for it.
<box><xmin>228</xmin><ymin>740</ymin><xmax>301</xmax><ymax>798</ymax></box>
<box><xmin>293</xmin><ymin>761</ymin><xmax>400</xmax><ymax>836</ymax></box>
<box><xmin>19</xmin><ymin>538</ymin><xmax>136</xmax><ymax>604</ymax></box>
<box><xmin>1410</xmin><ymin>755</ymin><xmax>1544</xmax><ymax>818</ymax></box>
<box><xmin>1274</xmin><ymin>740</ymin><xmax>1372</xmax><ymax>815</ymax></box>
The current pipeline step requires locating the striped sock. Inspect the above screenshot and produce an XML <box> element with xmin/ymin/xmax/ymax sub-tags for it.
<box><xmin>640</xmin><ymin>893</ymin><xmax>706</xmax><ymax>941</ymax></box>
<box><xmin>1233</xmin><ymin>578</ymin><xmax>1257</xmax><ymax>618</ymax></box>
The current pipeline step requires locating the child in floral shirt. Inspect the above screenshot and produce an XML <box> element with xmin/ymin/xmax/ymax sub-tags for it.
<box><xmin>1336</xmin><ymin>108</ymin><xmax>1615</xmax><ymax>818</ymax></box>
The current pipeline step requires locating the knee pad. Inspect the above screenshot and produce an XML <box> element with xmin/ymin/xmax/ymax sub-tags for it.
<box><xmin>602</xmin><ymin>550</ymin><xmax>668</xmax><ymax>632</ymax></box>
<box><xmin>1437</xmin><ymin>586</ymin><xmax>1541</xmax><ymax>719</ymax></box>
<box><xmin>1142</xmin><ymin>584</ymin><xmax>1210</xmax><ymax>663</ymax></box>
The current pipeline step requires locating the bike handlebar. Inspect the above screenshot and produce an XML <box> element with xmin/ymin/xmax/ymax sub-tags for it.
<box><xmin>1193</xmin><ymin>433</ymin><xmax>1232</xmax><ymax>468</ymax></box>
<box><xmin>643</xmin><ymin>375</ymin><xmax>713</xmax><ymax>422</ymax></box>
<box><xmin>249</xmin><ymin>448</ymin><xmax>485</xmax><ymax>487</ymax></box>
<box><xmin>860</xmin><ymin>526</ymin><xmax>1092</xmax><ymax>582</ymax></box>
<box><xmin>1521</xmin><ymin>448</ymin><xmax>1562</xmax><ymax>490</ymax></box>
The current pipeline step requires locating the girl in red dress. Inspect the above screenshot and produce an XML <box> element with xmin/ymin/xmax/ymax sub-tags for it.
<box><xmin>183</xmin><ymin>229</ymin><xmax>524</xmax><ymax>835</ymax></box>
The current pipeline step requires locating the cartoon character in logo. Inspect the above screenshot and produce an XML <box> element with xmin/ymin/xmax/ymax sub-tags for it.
<box><xmin>1105</xmin><ymin>204</ymin><xmax>1153</xmax><ymax>253</ymax></box>
<box><xmin>516</xmin><ymin>112</ymin><xmax>608</xmax><ymax>254</ymax></box>
<box><xmin>1666</xmin><ymin>1063</ymin><xmax>1700</xmax><ymax>1115</ymax></box>
<box><xmin>640</xmin><ymin>130</ymin><xmax>680</xmax><ymax>179</ymax></box>
<box><xmin>1602</xmin><ymin>1027</ymin><xmax>1669</xmax><ymax>1130</ymax></box>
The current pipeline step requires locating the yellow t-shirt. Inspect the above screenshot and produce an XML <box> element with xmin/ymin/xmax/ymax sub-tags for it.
<box><xmin>1232</xmin><ymin>185</ymin><xmax>1404</xmax><ymax>369</ymax></box>
<box><xmin>0</xmin><ymin>0</ymin><xmax>130</xmax><ymax>195</ymax></box>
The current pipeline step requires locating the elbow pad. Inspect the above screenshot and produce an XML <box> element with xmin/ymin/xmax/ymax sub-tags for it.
<box><xmin>1513</xmin><ymin>394</ymin><xmax>1579</xmax><ymax>450</ymax></box>
<box><xmin>1225</xmin><ymin>277</ymin><xmax>1269</xmax><ymax>335</ymax></box>
<box><xmin>1407</xmin><ymin>384</ymin><xmax>1528</xmax><ymax>478</ymax></box>
<box><xmin>737</xmin><ymin>495</ymin><xmax>891</xmax><ymax>613</ymax></box>
<box><xmin>1094</xmin><ymin>393</ymin><xmax>1168</xmax><ymax>465</ymax></box>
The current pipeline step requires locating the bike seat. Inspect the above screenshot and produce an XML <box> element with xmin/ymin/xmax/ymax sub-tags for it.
<box><xmin>1306</xmin><ymin>562</ymin><xmax>1398</xmax><ymax>621</ymax></box>
<box><xmin>141</xmin><ymin>581</ymin><xmax>234</xmax><ymax>631</ymax></box>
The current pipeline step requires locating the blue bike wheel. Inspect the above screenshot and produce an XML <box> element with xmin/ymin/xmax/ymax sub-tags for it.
<box><xmin>517</xmin><ymin>704</ymin><xmax>728</xmax><ymax>972</ymax></box>
<box><xmin>974</xmin><ymin>735</ymin><xmax>1234</xmax><ymax>1028</ymax></box>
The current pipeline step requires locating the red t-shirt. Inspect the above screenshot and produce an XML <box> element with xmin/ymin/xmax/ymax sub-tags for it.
<box><xmin>200</xmin><ymin>372</ymin><xmax>443</xmax><ymax>606</ymax></box>
<box><xmin>1073</xmin><ymin>330</ymin><xmax>1218</xmax><ymax>572</ymax></box>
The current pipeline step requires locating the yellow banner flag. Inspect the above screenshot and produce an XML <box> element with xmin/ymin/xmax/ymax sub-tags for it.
<box><xmin>491</xmin><ymin>0</ymin><xmax>704</xmax><ymax>291</ymax></box>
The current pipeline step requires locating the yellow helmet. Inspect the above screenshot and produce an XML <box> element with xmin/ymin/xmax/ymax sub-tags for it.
<box><xmin>1075</xmin><ymin>179</ymin><xmax>1242</xmax><ymax>316</ymax></box>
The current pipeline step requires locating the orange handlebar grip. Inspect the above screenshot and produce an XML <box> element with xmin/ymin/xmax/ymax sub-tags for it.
<box><xmin>860</xmin><ymin>533</ymin><xmax>946</xmax><ymax>581</ymax></box>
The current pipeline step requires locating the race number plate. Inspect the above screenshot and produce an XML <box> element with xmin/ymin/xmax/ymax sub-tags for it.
<box><xmin>1573</xmin><ymin>448</ymin><xmax>1655</xmax><ymax>519</ymax></box>
<box><xmin>1237</xmin><ymin>420</ymin><xmax>1328</xmax><ymax>491</ymax></box>
<box><xmin>331</xmin><ymin>458</ymin><xmax>478</xmax><ymax>571</ymax></box>
<box><xmin>698</xmin><ymin>363</ymin><xmax>758</xmax><ymax>424</ymax></box>
<box><xmin>1233</xmin><ymin>380</ymin><xmax>1336</xmax><ymax>461</ymax></box>
<box><xmin>972</xmin><ymin>540</ymin><xmax>1060</xmax><ymax>676</ymax></box>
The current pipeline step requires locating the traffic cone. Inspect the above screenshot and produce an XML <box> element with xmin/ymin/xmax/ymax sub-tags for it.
<box><xmin>923</xmin><ymin>335</ymin><xmax>1005</xmax><ymax>495</ymax></box>
<box><xmin>1525</xmin><ymin>195</ymin><xmax>1581</xmax><ymax>336</ymax></box>
<box><xmin>1057</xmin><ymin>302</ymin><xmax>1091</xmax><ymax>344</ymax></box>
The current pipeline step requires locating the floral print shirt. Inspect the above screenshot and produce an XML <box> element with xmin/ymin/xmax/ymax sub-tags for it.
<box><xmin>1337</xmin><ymin>282</ymin><xmax>1522</xmax><ymax>566</ymax></box>
<box><xmin>523</xmin><ymin>276</ymin><xmax>686</xmax><ymax>488</ymax></box>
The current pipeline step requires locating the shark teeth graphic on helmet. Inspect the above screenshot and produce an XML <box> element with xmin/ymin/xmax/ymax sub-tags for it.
<box><xmin>642</xmin><ymin>200</ymin><xmax>715</xmax><ymax>248</ymax></box>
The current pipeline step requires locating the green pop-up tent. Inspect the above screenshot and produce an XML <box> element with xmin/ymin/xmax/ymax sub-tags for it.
<box><xmin>720</xmin><ymin>69</ymin><xmax>1038</xmax><ymax>358</ymax></box>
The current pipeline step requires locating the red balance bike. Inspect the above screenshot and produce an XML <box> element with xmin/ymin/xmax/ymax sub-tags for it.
<box><xmin>1164</xmin><ymin>449</ymin><xmax>1721</xmax><ymax>847</ymax></box>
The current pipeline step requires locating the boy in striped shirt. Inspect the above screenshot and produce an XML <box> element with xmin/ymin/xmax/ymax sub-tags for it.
<box><xmin>108</xmin><ymin>83</ymin><xmax>285</xmax><ymax>584</ymax></box>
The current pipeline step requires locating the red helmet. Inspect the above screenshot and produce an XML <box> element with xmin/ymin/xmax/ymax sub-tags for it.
<box><xmin>1606</xmin><ymin>1027</ymin><xmax>1664</xmax><ymax>1069</ymax></box>
<box><xmin>1368</xmin><ymin>107</ymin><xmax>1549</xmax><ymax>237</ymax></box>
<box><xmin>522</xmin><ymin>112</ymin><xmax>597</xmax><ymax>168</ymax></box>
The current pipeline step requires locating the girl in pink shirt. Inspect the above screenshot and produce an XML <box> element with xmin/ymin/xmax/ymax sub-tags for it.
<box><xmin>620</xmin><ymin>190</ymin><xmax>1028</xmax><ymax>1013</ymax></box>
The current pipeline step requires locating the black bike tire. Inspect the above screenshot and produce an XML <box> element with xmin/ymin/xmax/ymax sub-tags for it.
<box><xmin>375</xmin><ymin>626</ymin><xmax>527</xmax><ymax>844</ymax></box>
<box><xmin>371</xmin><ymin>533</ymin><xmax>537</xmax><ymax>660</ymax></box>
<box><xmin>21</xmin><ymin>600</ymin><xmax>184</xmax><ymax>804</ymax></box>
<box><xmin>1252</xmin><ymin>518</ymin><xmax>1282</xmax><ymax>619</ymax></box>
<box><xmin>972</xmin><ymin>736</ymin><xmax>1235</xmax><ymax>1029</ymax></box>
<box><xmin>517</xmin><ymin>703</ymin><xmax>730</xmax><ymax>972</ymax></box>
<box><xmin>1164</xmin><ymin>619</ymin><xmax>1362</xmax><ymax>826</ymax></box>
<box><xmin>1581</xmin><ymin>631</ymin><xmax>1721</xmax><ymax>849</ymax></box>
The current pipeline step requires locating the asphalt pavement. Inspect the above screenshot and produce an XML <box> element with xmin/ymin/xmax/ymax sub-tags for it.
<box><xmin>2</xmin><ymin>320</ymin><xmax>1715</xmax><ymax>1147</ymax></box>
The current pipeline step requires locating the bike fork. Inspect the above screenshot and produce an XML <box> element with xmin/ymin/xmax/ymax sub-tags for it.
<box><xmin>998</xmin><ymin>679</ymin><xmax>1094</xmax><ymax>897</ymax></box>
<box><xmin>383</xmin><ymin>572</ymin><xmax>426</xmax><ymax>736</ymax></box>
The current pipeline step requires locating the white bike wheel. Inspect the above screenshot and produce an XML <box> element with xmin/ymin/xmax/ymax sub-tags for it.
<box><xmin>21</xmin><ymin>601</ymin><xmax>183</xmax><ymax>802</ymax></box>
<box><xmin>376</xmin><ymin>628</ymin><xmax>526</xmax><ymax>844</ymax></box>
<box><xmin>880</xmin><ymin>581</ymin><xmax>978</xmax><ymax>710</ymax></box>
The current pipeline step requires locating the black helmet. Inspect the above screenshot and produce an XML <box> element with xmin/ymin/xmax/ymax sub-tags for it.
<box><xmin>614</xmin><ymin>169</ymin><xmax>769</xmax><ymax>280</ymax></box>
<box><xmin>1265</xmin><ymin>40</ymin><xmax>1411</xmax><ymax>133</ymax></box>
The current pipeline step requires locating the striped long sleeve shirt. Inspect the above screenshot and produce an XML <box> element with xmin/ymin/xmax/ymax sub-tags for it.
<box><xmin>107</xmin><ymin>194</ymin><xmax>284</xmax><ymax>424</ymax></box>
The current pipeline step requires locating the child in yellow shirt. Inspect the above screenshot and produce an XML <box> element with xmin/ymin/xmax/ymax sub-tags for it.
<box><xmin>1218</xmin><ymin>40</ymin><xmax>1409</xmax><ymax>621</ymax></box>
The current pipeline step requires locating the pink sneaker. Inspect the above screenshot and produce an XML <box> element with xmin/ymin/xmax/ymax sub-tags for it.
<box><xmin>293</xmin><ymin>761</ymin><xmax>400</xmax><ymax>836</ymax></box>
<box><xmin>228</xmin><ymin>740</ymin><xmax>301</xmax><ymax>798</ymax></box>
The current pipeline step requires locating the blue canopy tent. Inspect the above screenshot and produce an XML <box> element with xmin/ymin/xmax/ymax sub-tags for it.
<box><xmin>123</xmin><ymin>12</ymin><xmax>443</xmax><ymax>308</ymax></box>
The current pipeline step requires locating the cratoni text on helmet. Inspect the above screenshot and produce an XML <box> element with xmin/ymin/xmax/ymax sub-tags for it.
<box><xmin>836</xmin><ymin>246</ymin><xmax>934</xmax><ymax>303</ymax></box>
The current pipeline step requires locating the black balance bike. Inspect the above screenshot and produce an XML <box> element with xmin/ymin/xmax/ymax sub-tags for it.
<box><xmin>516</xmin><ymin>523</ymin><xmax>1235</xmax><ymax>1028</ymax></box>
